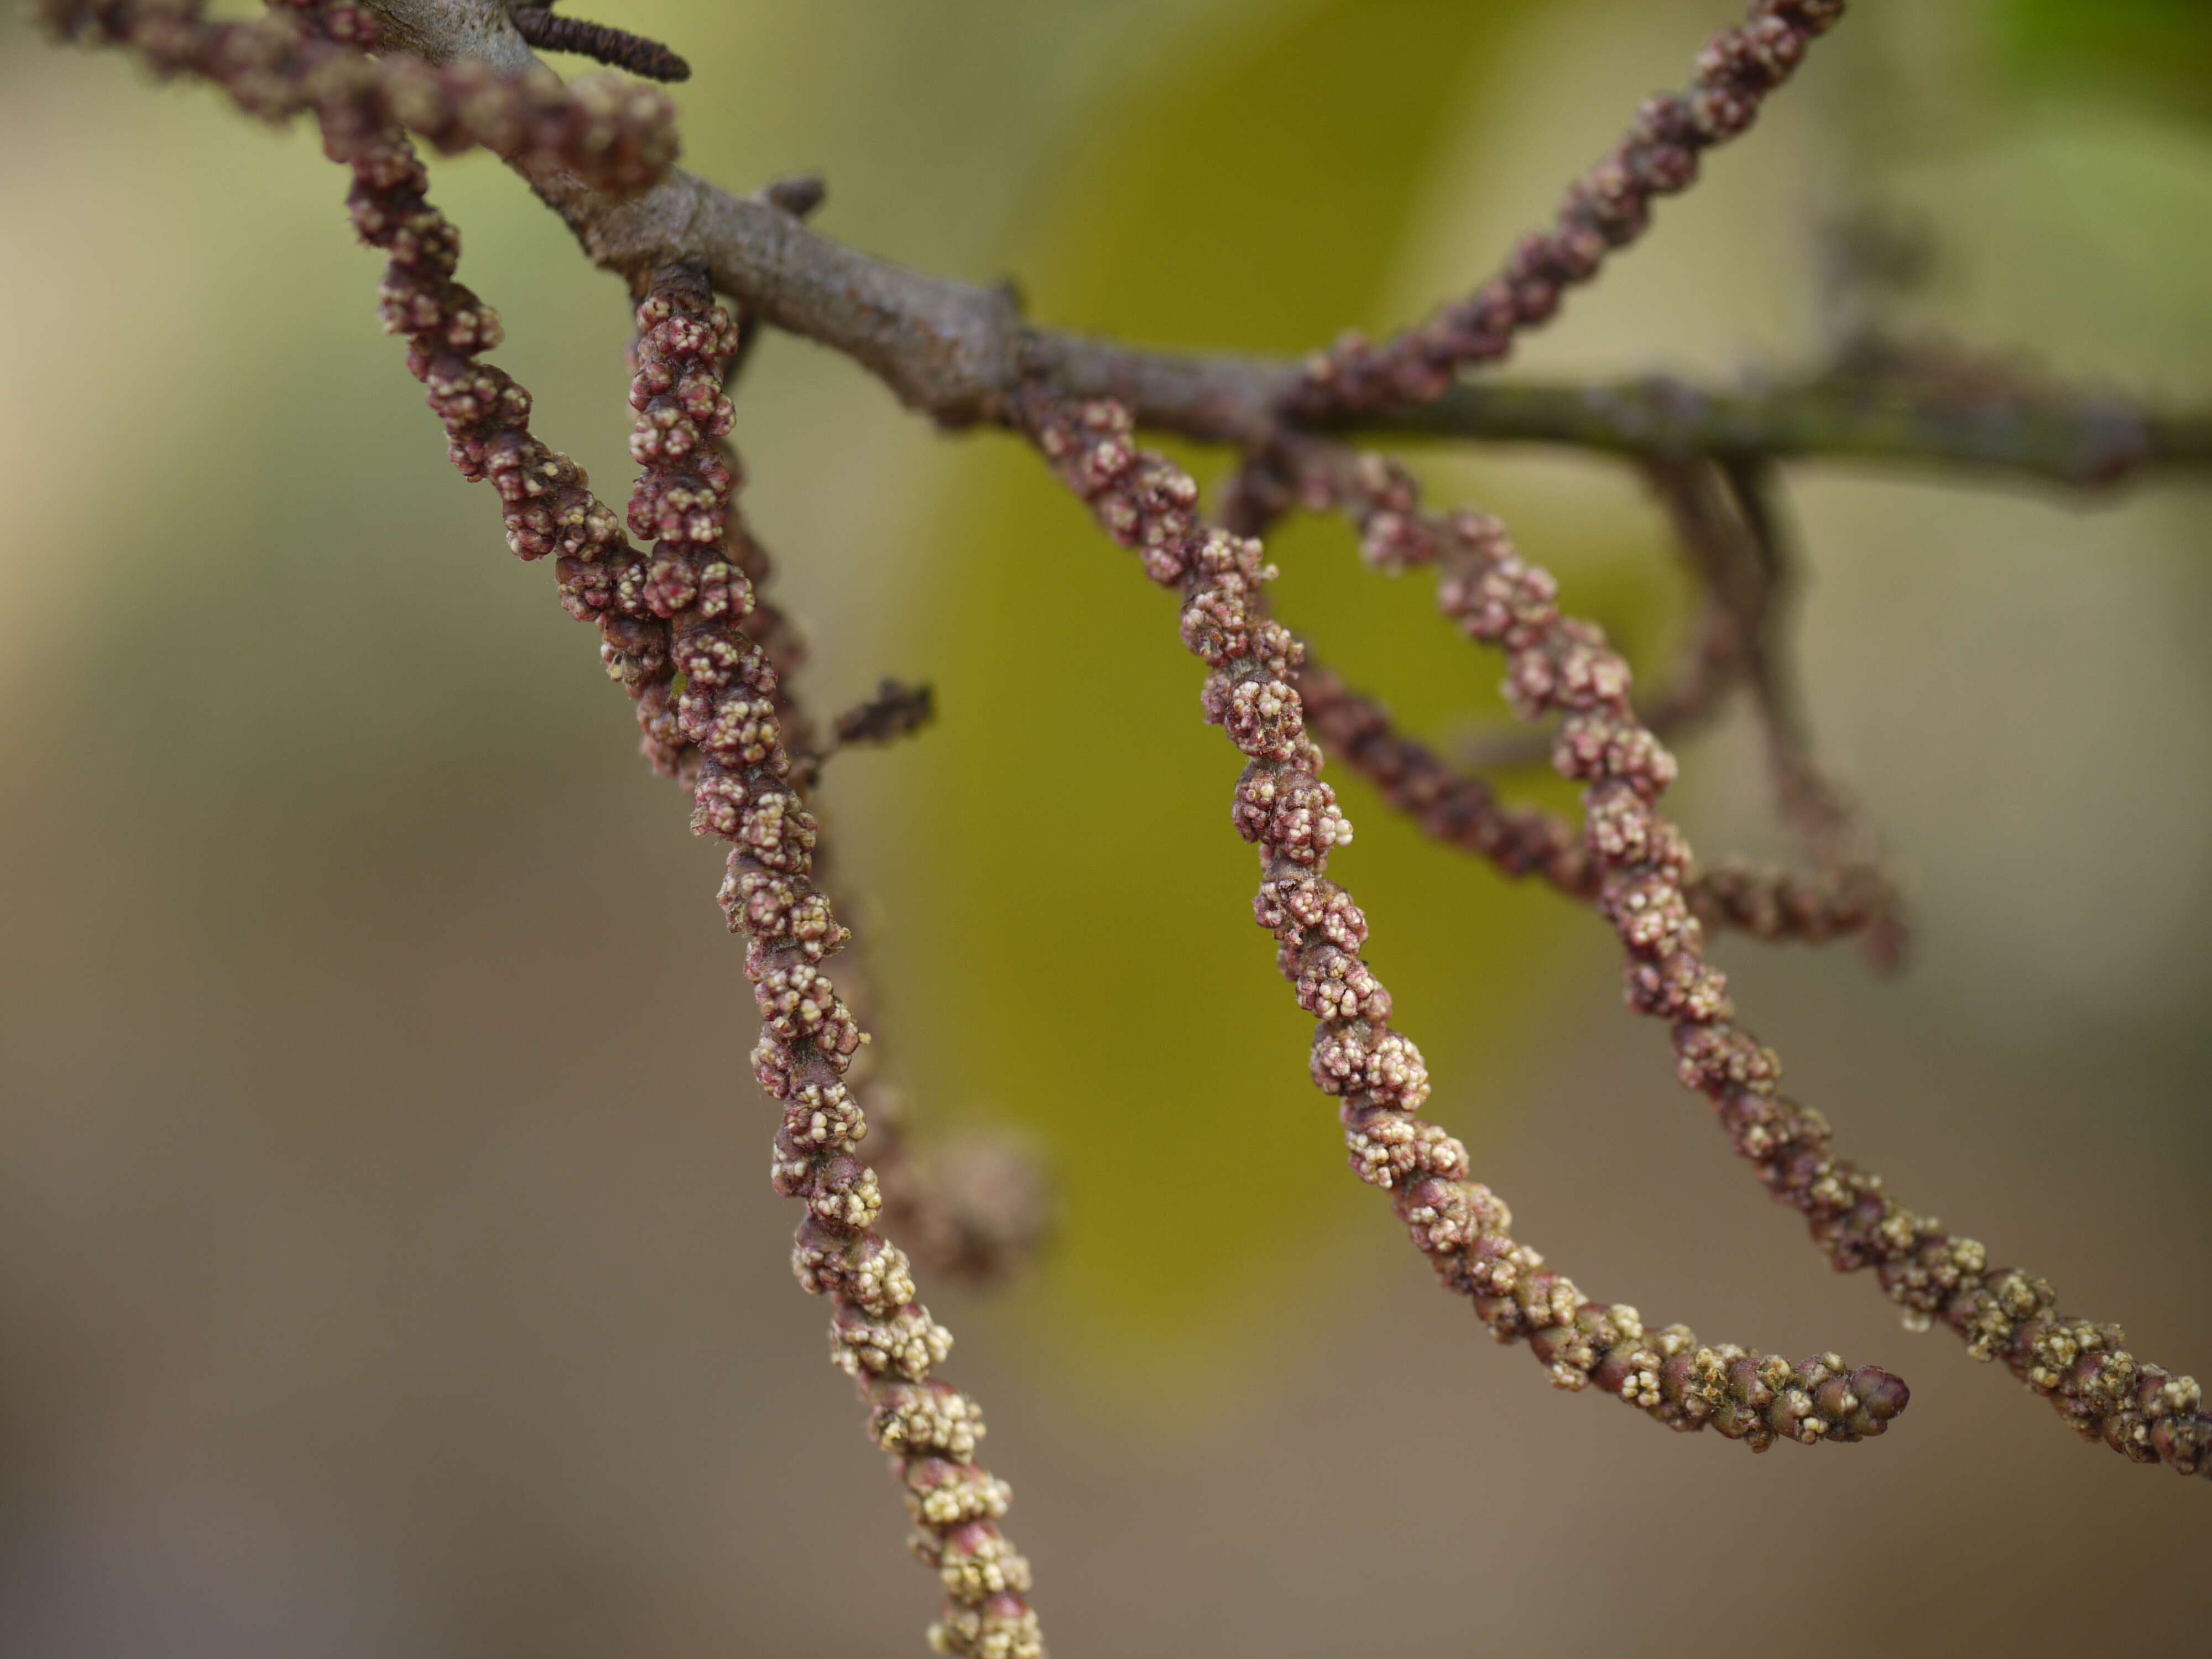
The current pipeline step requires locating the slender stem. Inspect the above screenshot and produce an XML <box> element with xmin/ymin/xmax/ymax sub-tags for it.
<box><xmin>1379</xmin><ymin>371</ymin><xmax>2212</xmax><ymax>491</ymax></box>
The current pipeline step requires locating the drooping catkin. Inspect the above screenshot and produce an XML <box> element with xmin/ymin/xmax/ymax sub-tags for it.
<box><xmin>1028</xmin><ymin>396</ymin><xmax>1907</xmax><ymax>1452</ymax></box>
<box><xmin>1289</xmin><ymin>0</ymin><xmax>1847</xmax><ymax>414</ymax></box>
<box><xmin>41</xmin><ymin>0</ymin><xmax>677</xmax><ymax>194</ymax></box>
<box><xmin>635</xmin><ymin>269</ymin><xmax>1044</xmax><ymax>1658</ymax></box>
<box><xmin>333</xmin><ymin>107</ymin><xmax>1044</xmax><ymax>1652</ymax></box>
<box><xmin>1292</xmin><ymin>437</ymin><xmax>2210</xmax><ymax>1480</ymax></box>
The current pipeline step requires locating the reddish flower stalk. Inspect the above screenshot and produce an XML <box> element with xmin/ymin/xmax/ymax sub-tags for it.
<box><xmin>630</xmin><ymin>178</ymin><xmax>832</xmax><ymax>784</ymax></box>
<box><xmin>1444</xmin><ymin>458</ymin><xmax>1764</xmax><ymax>768</ymax></box>
<box><xmin>1267</xmin><ymin>439</ymin><xmax>1906</xmax><ymax>959</ymax></box>
<box><xmin>620</xmin><ymin>251</ymin><xmax>1047</xmax><ymax>1292</ymax></box>
<box><xmin>1296</xmin><ymin>666</ymin><xmax>1895</xmax><ymax>951</ymax></box>
<box><xmin>38</xmin><ymin>0</ymin><xmax>676</xmax><ymax>195</ymax></box>
<box><xmin>323</xmin><ymin>90</ymin><xmax>1040</xmax><ymax>1648</ymax></box>
<box><xmin>1285</xmin><ymin>444</ymin><xmax>2212</xmax><ymax>1479</ymax></box>
<box><xmin>635</xmin><ymin>268</ymin><xmax>1041</xmax><ymax>1659</ymax></box>
<box><xmin>617</xmin><ymin>301</ymin><xmax>1042</xmax><ymax>1291</ymax></box>
<box><xmin>1287</xmin><ymin>0</ymin><xmax>1846</xmax><ymax>417</ymax></box>
<box><xmin>1028</xmin><ymin>395</ymin><xmax>1906</xmax><ymax>1452</ymax></box>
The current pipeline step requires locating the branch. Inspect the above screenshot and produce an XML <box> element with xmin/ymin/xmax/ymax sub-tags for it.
<box><xmin>41</xmin><ymin>0</ymin><xmax>2193</xmax><ymax>488</ymax></box>
<box><xmin>332</xmin><ymin>1</ymin><xmax>2212</xmax><ymax>489</ymax></box>
<box><xmin>1369</xmin><ymin>369</ymin><xmax>2212</xmax><ymax>491</ymax></box>
<box><xmin>1703</xmin><ymin>457</ymin><xmax>1908</xmax><ymax>967</ymax></box>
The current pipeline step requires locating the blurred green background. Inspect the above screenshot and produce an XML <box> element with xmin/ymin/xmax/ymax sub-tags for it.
<box><xmin>3</xmin><ymin>1</ymin><xmax>2208</xmax><ymax>1653</ymax></box>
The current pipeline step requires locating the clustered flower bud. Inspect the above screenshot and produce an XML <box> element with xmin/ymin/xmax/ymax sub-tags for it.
<box><xmin>329</xmin><ymin>96</ymin><xmax>1041</xmax><ymax>1653</ymax></box>
<box><xmin>1287</xmin><ymin>448</ymin><xmax>1900</xmax><ymax>953</ymax></box>
<box><xmin>40</xmin><ymin>0</ymin><xmax>677</xmax><ymax>195</ymax></box>
<box><xmin>336</xmin><ymin>123</ymin><xmax>684</xmax><ymax>750</ymax></box>
<box><xmin>1290</xmin><ymin>0</ymin><xmax>1846</xmax><ymax>415</ymax></box>
<box><xmin>631</xmin><ymin>269</ymin><xmax>1043</xmax><ymax>1657</ymax></box>
<box><xmin>1028</xmin><ymin>396</ymin><xmax>1905</xmax><ymax>1453</ymax></box>
<box><xmin>1295</xmin><ymin>437</ymin><xmax>2210</xmax><ymax>1480</ymax></box>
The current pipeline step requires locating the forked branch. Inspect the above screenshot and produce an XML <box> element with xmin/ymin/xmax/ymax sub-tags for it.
<box><xmin>31</xmin><ymin>3</ymin><xmax>2212</xmax><ymax>1658</ymax></box>
<box><xmin>54</xmin><ymin>0</ymin><xmax>2198</xmax><ymax>485</ymax></box>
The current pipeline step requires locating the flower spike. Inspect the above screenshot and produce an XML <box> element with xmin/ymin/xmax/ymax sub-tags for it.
<box><xmin>1289</xmin><ymin>442</ymin><xmax>2211</xmax><ymax>1479</ymax></box>
<box><xmin>1026</xmin><ymin>395</ymin><xmax>1906</xmax><ymax>1452</ymax></box>
<box><xmin>1290</xmin><ymin>0</ymin><xmax>1846</xmax><ymax>415</ymax></box>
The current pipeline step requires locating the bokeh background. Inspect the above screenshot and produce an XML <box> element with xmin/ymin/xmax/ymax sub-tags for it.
<box><xmin>4</xmin><ymin>1</ymin><xmax>2209</xmax><ymax>1653</ymax></box>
